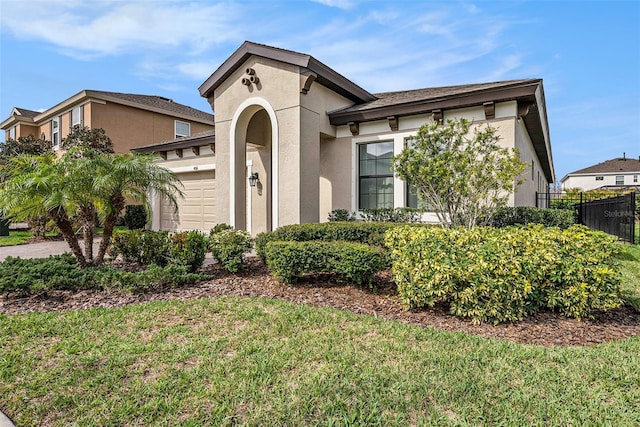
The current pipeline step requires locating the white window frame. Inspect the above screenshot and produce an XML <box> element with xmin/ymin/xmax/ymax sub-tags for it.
<box><xmin>175</xmin><ymin>120</ymin><xmax>190</xmax><ymax>138</ymax></box>
<box><xmin>351</xmin><ymin>131</ymin><xmax>419</xmax><ymax>212</ymax></box>
<box><xmin>357</xmin><ymin>140</ymin><xmax>395</xmax><ymax>210</ymax></box>
<box><xmin>8</xmin><ymin>126</ymin><xmax>16</xmax><ymax>140</ymax></box>
<box><xmin>71</xmin><ymin>105</ymin><xmax>83</xmax><ymax>128</ymax></box>
<box><xmin>52</xmin><ymin>116</ymin><xmax>61</xmax><ymax>149</ymax></box>
<box><xmin>615</xmin><ymin>175</ymin><xmax>624</xmax><ymax>185</ymax></box>
<box><xmin>595</xmin><ymin>176</ymin><xmax>604</xmax><ymax>181</ymax></box>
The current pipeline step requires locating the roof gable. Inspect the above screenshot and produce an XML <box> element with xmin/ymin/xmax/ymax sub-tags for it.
<box><xmin>198</xmin><ymin>41</ymin><xmax>376</xmax><ymax>103</ymax></box>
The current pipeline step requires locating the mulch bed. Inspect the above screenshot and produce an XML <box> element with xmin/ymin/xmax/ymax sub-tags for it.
<box><xmin>1</xmin><ymin>258</ymin><xmax>638</xmax><ymax>347</ymax></box>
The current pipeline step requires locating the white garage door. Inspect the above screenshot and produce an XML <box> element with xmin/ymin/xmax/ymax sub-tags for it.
<box><xmin>160</xmin><ymin>171</ymin><xmax>216</xmax><ymax>233</ymax></box>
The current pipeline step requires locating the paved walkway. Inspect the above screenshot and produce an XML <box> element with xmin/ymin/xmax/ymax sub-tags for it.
<box><xmin>0</xmin><ymin>410</ymin><xmax>14</xmax><ymax>427</ymax></box>
<box><xmin>0</xmin><ymin>237</ymin><xmax>218</xmax><ymax>265</ymax></box>
<box><xmin>0</xmin><ymin>238</ymin><xmax>103</xmax><ymax>261</ymax></box>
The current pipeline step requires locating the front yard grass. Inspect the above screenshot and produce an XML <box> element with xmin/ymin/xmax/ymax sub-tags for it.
<box><xmin>0</xmin><ymin>231</ymin><xmax>33</xmax><ymax>246</ymax></box>
<box><xmin>620</xmin><ymin>243</ymin><xmax>640</xmax><ymax>311</ymax></box>
<box><xmin>1</xmin><ymin>297</ymin><xmax>639</xmax><ymax>426</ymax></box>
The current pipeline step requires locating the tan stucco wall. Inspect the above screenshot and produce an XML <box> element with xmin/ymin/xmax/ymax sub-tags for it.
<box><xmin>515</xmin><ymin>117</ymin><xmax>548</xmax><ymax>206</ymax></box>
<box><xmin>91</xmin><ymin>102</ymin><xmax>213</xmax><ymax>153</ymax></box>
<box><xmin>319</xmin><ymin>135</ymin><xmax>353</xmax><ymax>221</ymax></box>
<box><xmin>213</xmin><ymin>55</ymin><xmax>338</xmax><ymax>230</ymax></box>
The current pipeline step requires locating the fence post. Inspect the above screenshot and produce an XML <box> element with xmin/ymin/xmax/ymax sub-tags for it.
<box><xmin>632</xmin><ymin>191</ymin><xmax>637</xmax><ymax>244</ymax></box>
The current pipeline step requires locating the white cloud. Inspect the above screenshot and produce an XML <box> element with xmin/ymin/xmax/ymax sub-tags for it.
<box><xmin>310</xmin><ymin>0</ymin><xmax>356</xmax><ymax>10</ymax></box>
<box><xmin>0</xmin><ymin>1</ymin><xmax>241</xmax><ymax>59</ymax></box>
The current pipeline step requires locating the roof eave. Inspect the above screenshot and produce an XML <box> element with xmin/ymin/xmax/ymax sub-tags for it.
<box><xmin>132</xmin><ymin>132</ymin><xmax>215</xmax><ymax>153</ymax></box>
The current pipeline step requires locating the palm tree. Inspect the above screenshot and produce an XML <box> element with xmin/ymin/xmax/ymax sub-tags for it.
<box><xmin>0</xmin><ymin>153</ymin><xmax>89</xmax><ymax>265</ymax></box>
<box><xmin>91</xmin><ymin>151</ymin><xmax>183</xmax><ymax>264</ymax></box>
<box><xmin>0</xmin><ymin>148</ymin><xmax>183</xmax><ymax>267</ymax></box>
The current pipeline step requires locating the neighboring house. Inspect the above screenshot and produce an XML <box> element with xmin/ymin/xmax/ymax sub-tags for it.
<box><xmin>561</xmin><ymin>156</ymin><xmax>640</xmax><ymax>191</ymax></box>
<box><xmin>133</xmin><ymin>41</ymin><xmax>555</xmax><ymax>234</ymax></box>
<box><xmin>1</xmin><ymin>90</ymin><xmax>214</xmax><ymax>154</ymax></box>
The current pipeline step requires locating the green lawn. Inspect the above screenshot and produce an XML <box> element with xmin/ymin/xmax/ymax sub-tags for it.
<box><xmin>620</xmin><ymin>243</ymin><xmax>640</xmax><ymax>311</ymax></box>
<box><xmin>0</xmin><ymin>227</ymin><xmax>129</xmax><ymax>247</ymax></box>
<box><xmin>2</xmin><ymin>297</ymin><xmax>639</xmax><ymax>426</ymax></box>
<box><xmin>0</xmin><ymin>230</ymin><xmax>33</xmax><ymax>246</ymax></box>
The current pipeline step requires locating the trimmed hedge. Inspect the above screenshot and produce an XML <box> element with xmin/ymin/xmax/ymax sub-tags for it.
<box><xmin>265</xmin><ymin>240</ymin><xmax>386</xmax><ymax>287</ymax></box>
<box><xmin>490</xmin><ymin>206</ymin><xmax>576</xmax><ymax>229</ymax></box>
<box><xmin>169</xmin><ymin>231</ymin><xmax>209</xmax><ymax>273</ymax></box>
<box><xmin>255</xmin><ymin>221</ymin><xmax>410</xmax><ymax>263</ymax></box>
<box><xmin>385</xmin><ymin>224</ymin><xmax>622</xmax><ymax>324</ymax></box>
<box><xmin>209</xmin><ymin>228</ymin><xmax>253</xmax><ymax>273</ymax></box>
<box><xmin>111</xmin><ymin>230</ymin><xmax>208</xmax><ymax>272</ymax></box>
<box><xmin>111</xmin><ymin>230</ymin><xmax>170</xmax><ymax>266</ymax></box>
<box><xmin>123</xmin><ymin>204</ymin><xmax>147</xmax><ymax>230</ymax></box>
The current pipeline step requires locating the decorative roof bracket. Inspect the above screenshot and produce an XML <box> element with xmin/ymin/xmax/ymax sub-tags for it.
<box><xmin>483</xmin><ymin>101</ymin><xmax>495</xmax><ymax>120</ymax></box>
<box><xmin>300</xmin><ymin>70</ymin><xmax>318</xmax><ymax>94</ymax></box>
<box><xmin>348</xmin><ymin>121</ymin><xmax>359</xmax><ymax>136</ymax></box>
<box><xmin>387</xmin><ymin>116</ymin><xmax>398</xmax><ymax>131</ymax></box>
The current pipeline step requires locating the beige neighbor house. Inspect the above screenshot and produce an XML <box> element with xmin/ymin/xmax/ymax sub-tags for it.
<box><xmin>133</xmin><ymin>41</ymin><xmax>555</xmax><ymax>235</ymax></box>
<box><xmin>1</xmin><ymin>90</ymin><xmax>214</xmax><ymax>154</ymax></box>
<box><xmin>561</xmin><ymin>156</ymin><xmax>640</xmax><ymax>191</ymax></box>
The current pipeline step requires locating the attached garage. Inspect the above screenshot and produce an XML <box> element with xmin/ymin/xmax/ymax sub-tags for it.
<box><xmin>160</xmin><ymin>170</ymin><xmax>216</xmax><ymax>232</ymax></box>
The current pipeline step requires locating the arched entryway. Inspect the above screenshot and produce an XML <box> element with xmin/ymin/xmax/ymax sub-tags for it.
<box><xmin>230</xmin><ymin>98</ymin><xmax>279</xmax><ymax>235</ymax></box>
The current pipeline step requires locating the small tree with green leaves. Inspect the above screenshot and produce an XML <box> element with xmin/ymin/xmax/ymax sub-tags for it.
<box><xmin>61</xmin><ymin>126</ymin><xmax>114</xmax><ymax>153</ymax></box>
<box><xmin>392</xmin><ymin>117</ymin><xmax>526</xmax><ymax>228</ymax></box>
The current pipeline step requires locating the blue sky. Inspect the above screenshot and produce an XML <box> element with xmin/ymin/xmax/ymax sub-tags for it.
<box><xmin>1</xmin><ymin>0</ymin><xmax>638</xmax><ymax>182</ymax></box>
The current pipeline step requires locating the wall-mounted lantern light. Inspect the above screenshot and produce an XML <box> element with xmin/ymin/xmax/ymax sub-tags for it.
<box><xmin>248</xmin><ymin>172</ymin><xmax>259</xmax><ymax>187</ymax></box>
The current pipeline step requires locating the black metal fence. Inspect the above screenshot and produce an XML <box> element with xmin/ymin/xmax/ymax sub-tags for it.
<box><xmin>536</xmin><ymin>191</ymin><xmax>637</xmax><ymax>244</ymax></box>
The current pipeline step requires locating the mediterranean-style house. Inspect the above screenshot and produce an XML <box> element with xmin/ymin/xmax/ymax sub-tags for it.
<box><xmin>561</xmin><ymin>155</ymin><xmax>640</xmax><ymax>191</ymax></box>
<box><xmin>133</xmin><ymin>41</ymin><xmax>555</xmax><ymax>235</ymax></box>
<box><xmin>1</xmin><ymin>90</ymin><xmax>214</xmax><ymax>154</ymax></box>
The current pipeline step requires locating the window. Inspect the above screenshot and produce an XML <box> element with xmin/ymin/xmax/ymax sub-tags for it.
<box><xmin>634</xmin><ymin>175</ymin><xmax>638</xmax><ymax>183</ymax></box>
<box><xmin>595</xmin><ymin>176</ymin><xmax>604</xmax><ymax>181</ymax></box>
<box><xmin>358</xmin><ymin>141</ymin><xmax>394</xmax><ymax>209</ymax></box>
<box><xmin>71</xmin><ymin>105</ymin><xmax>83</xmax><ymax>128</ymax></box>
<box><xmin>175</xmin><ymin>120</ymin><xmax>190</xmax><ymax>138</ymax></box>
<box><xmin>8</xmin><ymin>126</ymin><xmax>16</xmax><ymax>140</ymax></box>
<box><xmin>52</xmin><ymin>116</ymin><xmax>60</xmax><ymax>147</ymax></box>
<box><xmin>616</xmin><ymin>175</ymin><xmax>624</xmax><ymax>185</ymax></box>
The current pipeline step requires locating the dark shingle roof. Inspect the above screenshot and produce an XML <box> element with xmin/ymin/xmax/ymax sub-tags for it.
<box><xmin>14</xmin><ymin>108</ymin><xmax>40</xmax><ymax>118</ymax></box>
<box><xmin>568</xmin><ymin>157</ymin><xmax>640</xmax><ymax>175</ymax></box>
<box><xmin>332</xmin><ymin>79</ymin><xmax>536</xmax><ymax>114</ymax></box>
<box><xmin>87</xmin><ymin>90</ymin><xmax>214</xmax><ymax>123</ymax></box>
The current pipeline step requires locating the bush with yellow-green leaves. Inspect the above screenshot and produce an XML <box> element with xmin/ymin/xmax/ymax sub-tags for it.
<box><xmin>385</xmin><ymin>224</ymin><xmax>622</xmax><ymax>324</ymax></box>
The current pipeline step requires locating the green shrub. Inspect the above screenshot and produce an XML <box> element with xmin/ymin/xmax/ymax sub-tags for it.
<box><xmin>255</xmin><ymin>222</ymin><xmax>407</xmax><ymax>263</ymax></box>
<box><xmin>0</xmin><ymin>255</ymin><xmax>210</xmax><ymax>294</ymax></box>
<box><xmin>327</xmin><ymin>209</ymin><xmax>356</xmax><ymax>222</ymax></box>
<box><xmin>361</xmin><ymin>207</ymin><xmax>421</xmax><ymax>223</ymax></box>
<box><xmin>169</xmin><ymin>231</ymin><xmax>209</xmax><ymax>272</ymax></box>
<box><xmin>123</xmin><ymin>205</ymin><xmax>147</xmax><ymax>230</ymax></box>
<box><xmin>209</xmin><ymin>223</ymin><xmax>234</xmax><ymax>237</ymax></box>
<box><xmin>110</xmin><ymin>230</ymin><xmax>169</xmax><ymax>265</ymax></box>
<box><xmin>265</xmin><ymin>240</ymin><xmax>386</xmax><ymax>287</ymax></box>
<box><xmin>385</xmin><ymin>224</ymin><xmax>622</xmax><ymax>324</ymax></box>
<box><xmin>109</xmin><ymin>264</ymin><xmax>210</xmax><ymax>293</ymax></box>
<box><xmin>0</xmin><ymin>254</ymin><xmax>90</xmax><ymax>293</ymax></box>
<box><xmin>490</xmin><ymin>206</ymin><xmax>576</xmax><ymax>229</ymax></box>
<box><xmin>210</xmin><ymin>229</ymin><xmax>253</xmax><ymax>273</ymax></box>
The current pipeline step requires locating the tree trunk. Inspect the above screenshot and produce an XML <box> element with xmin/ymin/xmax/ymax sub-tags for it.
<box><xmin>94</xmin><ymin>193</ymin><xmax>125</xmax><ymax>265</ymax></box>
<box><xmin>49</xmin><ymin>208</ymin><xmax>87</xmax><ymax>268</ymax></box>
<box><xmin>80</xmin><ymin>205</ymin><xmax>96</xmax><ymax>264</ymax></box>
